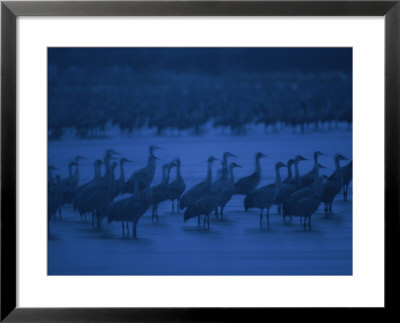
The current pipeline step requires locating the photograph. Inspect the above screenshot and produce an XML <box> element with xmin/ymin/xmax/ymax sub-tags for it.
<box><xmin>47</xmin><ymin>47</ymin><xmax>353</xmax><ymax>276</ymax></box>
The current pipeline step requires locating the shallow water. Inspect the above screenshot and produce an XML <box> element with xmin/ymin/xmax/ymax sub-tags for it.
<box><xmin>48</xmin><ymin>130</ymin><xmax>352</xmax><ymax>275</ymax></box>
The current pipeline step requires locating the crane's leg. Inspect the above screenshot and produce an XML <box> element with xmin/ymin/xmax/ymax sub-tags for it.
<box><xmin>277</xmin><ymin>204</ymin><xmax>281</xmax><ymax>214</ymax></box>
<box><xmin>151</xmin><ymin>206</ymin><xmax>155</xmax><ymax>223</ymax></box>
<box><xmin>126</xmin><ymin>221</ymin><xmax>130</xmax><ymax>238</ymax></box>
<box><xmin>304</xmin><ymin>218</ymin><xmax>307</xmax><ymax>231</ymax></box>
<box><xmin>122</xmin><ymin>222</ymin><xmax>125</xmax><ymax>238</ymax></box>
<box><xmin>259</xmin><ymin>209</ymin><xmax>263</xmax><ymax>228</ymax></box>
<box><xmin>309</xmin><ymin>216</ymin><xmax>312</xmax><ymax>231</ymax></box>
<box><xmin>58</xmin><ymin>208</ymin><xmax>62</xmax><ymax>220</ymax></box>
<box><xmin>267</xmin><ymin>208</ymin><xmax>270</xmax><ymax>227</ymax></box>
<box><xmin>207</xmin><ymin>215</ymin><xmax>210</xmax><ymax>231</ymax></box>
<box><xmin>343</xmin><ymin>185</ymin><xmax>346</xmax><ymax>201</ymax></box>
<box><xmin>214</xmin><ymin>208</ymin><xmax>218</xmax><ymax>218</ymax></box>
<box><xmin>329</xmin><ymin>201</ymin><xmax>333</xmax><ymax>216</ymax></box>
<box><xmin>220</xmin><ymin>206</ymin><xmax>224</xmax><ymax>220</ymax></box>
<box><xmin>171</xmin><ymin>200</ymin><xmax>174</xmax><ymax>213</ymax></box>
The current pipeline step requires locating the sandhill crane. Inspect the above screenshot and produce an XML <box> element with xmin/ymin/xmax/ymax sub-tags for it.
<box><xmin>341</xmin><ymin>160</ymin><xmax>353</xmax><ymax>201</ymax></box>
<box><xmin>148</xmin><ymin>162</ymin><xmax>174</xmax><ymax>223</ymax></box>
<box><xmin>283</xmin><ymin>159</ymin><xmax>295</xmax><ymax>184</ymax></box>
<box><xmin>72</xmin><ymin>159</ymin><xmax>103</xmax><ymax>221</ymax></box>
<box><xmin>234</xmin><ymin>152</ymin><xmax>266</xmax><ymax>195</ymax></box>
<box><xmin>285</xmin><ymin>175</ymin><xmax>328</xmax><ymax>231</ymax></box>
<box><xmin>87</xmin><ymin>161</ymin><xmax>117</xmax><ymax>228</ymax></box>
<box><xmin>298</xmin><ymin>151</ymin><xmax>326</xmax><ymax>189</ymax></box>
<box><xmin>124</xmin><ymin>145</ymin><xmax>161</xmax><ymax>193</ymax></box>
<box><xmin>48</xmin><ymin>165</ymin><xmax>64</xmax><ymax>222</ymax></box>
<box><xmin>321</xmin><ymin>153</ymin><xmax>349</xmax><ymax>217</ymax></box>
<box><xmin>112</xmin><ymin>157</ymin><xmax>132</xmax><ymax>199</ymax></box>
<box><xmin>284</xmin><ymin>165</ymin><xmax>326</xmax><ymax>223</ymax></box>
<box><xmin>179</xmin><ymin>156</ymin><xmax>218</xmax><ymax>210</ymax></box>
<box><xmin>274</xmin><ymin>158</ymin><xmax>294</xmax><ymax>214</ymax></box>
<box><xmin>73</xmin><ymin>150</ymin><xmax>117</xmax><ymax>227</ymax></box>
<box><xmin>61</xmin><ymin>155</ymin><xmax>86</xmax><ymax>205</ymax></box>
<box><xmin>211</xmin><ymin>162</ymin><xmax>241</xmax><ymax>219</ymax></box>
<box><xmin>183</xmin><ymin>193</ymin><xmax>221</xmax><ymax>230</ymax></box>
<box><xmin>216</xmin><ymin>152</ymin><xmax>236</xmax><ymax>180</ymax></box>
<box><xmin>213</xmin><ymin>152</ymin><xmax>236</xmax><ymax>216</ymax></box>
<box><xmin>167</xmin><ymin>158</ymin><xmax>186</xmax><ymax>213</ymax></box>
<box><xmin>244</xmin><ymin>161</ymin><xmax>286</xmax><ymax>228</ymax></box>
<box><xmin>107</xmin><ymin>181</ymin><xmax>151</xmax><ymax>239</ymax></box>
<box><xmin>273</xmin><ymin>156</ymin><xmax>306</xmax><ymax>214</ymax></box>
<box><xmin>289</xmin><ymin>155</ymin><xmax>308</xmax><ymax>188</ymax></box>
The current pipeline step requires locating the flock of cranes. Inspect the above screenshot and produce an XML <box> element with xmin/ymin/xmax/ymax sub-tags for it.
<box><xmin>48</xmin><ymin>145</ymin><xmax>352</xmax><ymax>238</ymax></box>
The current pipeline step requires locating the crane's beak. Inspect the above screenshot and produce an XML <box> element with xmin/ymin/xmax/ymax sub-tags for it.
<box><xmin>318</xmin><ymin>163</ymin><xmax>327</xmax><ymax>169</ymax></box>
<box><xmin>319</xmin><ymin>152</ymin><xmax>327</xmax><ymax>156</ymax></box>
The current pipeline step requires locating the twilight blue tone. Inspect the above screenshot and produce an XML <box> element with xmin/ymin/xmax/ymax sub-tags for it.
<box><xmin>48</xmin><ymin>48</ymin><xmax>352</xmax><ymax>275</ymax></box>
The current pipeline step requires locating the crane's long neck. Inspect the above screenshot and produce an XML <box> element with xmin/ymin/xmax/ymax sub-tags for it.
<box><xmin>164</xmin><ymin>167</ymin><xmax>172</xmax><ymax>184</ymax></box>
<box><xmin>104</xmin><ymin>156</ymin><xmax>111</xmax><ymax>180</ymax></box>
<box><xmin>94</xmin><ymin>163</ymin><xmax>100</xmax><ymax>180</ymax></box>
<box><xmin>229</xmin><ymin>165</ymin><xmax>236</xmax><ymax>182</ymax></box>
<box><xmin>68</xmin><ymin>164</ymin><xmax>73</xmax><ymax>178</ymax></box>
<box><xmin>255</xmin><ymin>157</ymin><xmax>261</xmax><ymax>176</ymax></box>
<box><xmin>335</xmin><ymin>157</ymin><xmax>344</xmax><ymax>185</ymax></box>
<box><xmin>334</xmin><ymin>157</ymin><xmax>342</xmax><ymax>171</ymax></box>
<box><xmin>294</xmin><ymin>161</ymin><xmax>300</xmax><ymax>185</ymax></box>
<box><xmin>176</xmin><ymin>164</ymin><xmax>182</xmax><ymax>180</ymax></box>
<box><xmin>119</xmin><ymin>161</ymin><xmax>125</xmax><ymax>182</ymax></box>
<box><xmin>286</xmin><ymin>162</ymin><xmax>293</xmax><ymax>181</ymax></box>
<box><xmin>223</xmin><ymin>156</ymin><xmax>228</xmax><ymax>171</ymax></box>
<box><xmin>275</xmin><ymin>166</ymin><xmax>283</xmax><ymax>187</ymax></box>
<box><xmin>205</xmin><ymin>162</ymin><xmax>213</xmax><ymax>186</ymax></box>
<box><xmin>109</xmin><ymin>166</ymin><xmax>116</xmax><ymax>187</ymax></box>
<box><xmin>74</xmin><ymin>162</ymin><xmax>79</xmax><ymax>181</ymax></box>
<box><xmin>148</xmin><ymin>156</ymin><xmax>156</xmax><ymax>177</ymax></box>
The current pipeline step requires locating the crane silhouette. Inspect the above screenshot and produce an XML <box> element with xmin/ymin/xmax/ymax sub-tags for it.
<box><xmin>321</xmin><ymin>153</ymin><xmax>349</xmax><ymax>217</ymax></box>
<box><xmin>244</xmin><ymin>161</ymin><xmax>286</xmax><ymax>228</ymax></box>
<box><xmin>124</xmin><ymin>145</ymin><xmax>161</xmax><ymax>193</ymax></box>
<box><xmin>167</xmin><ymin>158</ymin><xmax>186</xmax><ymax>213</ymax></box>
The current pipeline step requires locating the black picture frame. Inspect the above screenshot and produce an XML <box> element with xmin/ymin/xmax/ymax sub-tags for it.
<box><xmin>1</xmin><ymin>1</ymin><xmax>399</xmax><ymax>321</ymax></box>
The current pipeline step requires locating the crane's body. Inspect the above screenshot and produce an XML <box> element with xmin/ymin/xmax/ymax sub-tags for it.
<box><xmin>234</xmin><ymin>152</ymin><xmax>266</xmax><ymax>195</ymax></box>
